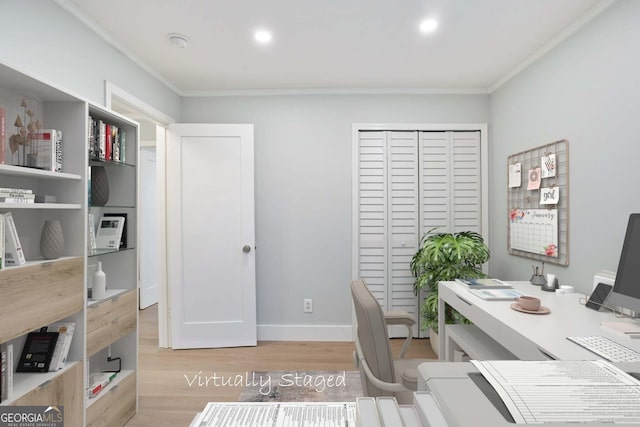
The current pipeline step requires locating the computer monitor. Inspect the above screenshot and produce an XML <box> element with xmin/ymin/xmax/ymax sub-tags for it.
<box><xmin>606</xmin><ymin>214</ymin><xmax>640</xmax><ymax>315</ymax></box>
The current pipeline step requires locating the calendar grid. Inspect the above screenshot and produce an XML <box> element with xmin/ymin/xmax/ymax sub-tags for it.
<box><xmin>507</xmin><ymin>139</ymin><xmax>569</xmax><ymax>266</ymax></box>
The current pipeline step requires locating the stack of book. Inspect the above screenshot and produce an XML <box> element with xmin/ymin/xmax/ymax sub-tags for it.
<box><xmin>0</xmin><ymin>187</ymin><xmax>35</xmax><ymax>204</ymax></box>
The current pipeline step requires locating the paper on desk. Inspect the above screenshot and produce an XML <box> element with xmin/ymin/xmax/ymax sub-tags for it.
<box><xmin>193</xmin><ymin>402</ymin><xmax>357</xmax><ymax>427</ymax></box>
<box><xmin>471</xmin><ymin>360</ymin><xmax>640</xmax><ymax>424</ymax></box>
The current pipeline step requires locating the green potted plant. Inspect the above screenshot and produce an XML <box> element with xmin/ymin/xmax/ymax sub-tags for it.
<box><xmin>410</xmin><ymin>229</ymin><xmax>490</xmax><ymax>355</ymax></box>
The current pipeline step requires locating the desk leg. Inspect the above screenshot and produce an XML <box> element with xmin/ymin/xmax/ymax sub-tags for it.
<box><xmin>438</xmin><ymin>294</ymin><xmax>446</xmax><ymax>361</ymax></box>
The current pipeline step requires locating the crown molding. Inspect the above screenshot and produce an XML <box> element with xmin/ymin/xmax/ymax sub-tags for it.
<box><xmin>488</xmin><ymin>0</ymin><xmax>617</xmax><ymax>93</ymax></box>
<box><xmin>181</xmin><ymin>87</ymin><xmax>490</xmax><ymax>97</ymax></box>
<box><xmin>53</xmin><ymin>0</ymin><xmax>184</xmax><ymax>96</ymax></box>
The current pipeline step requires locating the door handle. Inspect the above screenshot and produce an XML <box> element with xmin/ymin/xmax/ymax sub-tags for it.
<box><xmin>242</xmin><ymin>245</ymin><xmax>252</xmax><ymax>253</ymax></box>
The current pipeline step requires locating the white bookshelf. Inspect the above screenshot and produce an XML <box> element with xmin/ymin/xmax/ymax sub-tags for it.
<box><xmin>0</xmin><ymin>60</ymin><xmax>138</xmax><ymax>426</ymax></box>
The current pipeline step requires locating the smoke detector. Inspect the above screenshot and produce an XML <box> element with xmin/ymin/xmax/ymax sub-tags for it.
<box><xmin>168</xmin><ymin>33</ymin><xmax>190</xmax><ymax>48</ymax></box>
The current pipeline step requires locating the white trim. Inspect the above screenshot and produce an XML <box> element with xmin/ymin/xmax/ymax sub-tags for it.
<box><xmin>488</xmin><ymin>0</ymin><xmax>617</xmax><ymax>92</ymax></box>
<box><xmin>257</xmin><ymin>324</ymin><xmax>353</xmax><ymax>342</ymax></box>
<box><xmin>54</xmin><ymin>0</ymin><xmax>182</xmax><ymax>96</ymax></box>
<box><xmin>183</xmin><ymin>87</ymin><xmax>489</xmax><ymax>97</ymax></box>
<box><xmin>105</xmin><ymin>81</ymin><xmax>175</xmax><ymax>126</ymax></box>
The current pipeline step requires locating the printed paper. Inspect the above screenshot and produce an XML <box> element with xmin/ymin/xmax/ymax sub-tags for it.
<box><xmin>540</xmin><ymin>186</ymin><xmax>559</xmax><ymax>205</ymax></box>
<box><xmin>508</xmin><ymin>163</ymin><xmax>521</xmax><ymax>188</ymax></box>
<box><xmin>541</xmin><ymin>153</ymin><xmax>556</xmax><ymax>178</ymax></box>
<box><xmin>527</xmin><ymin>167</ymin><xmax>541</xmax><ymax>190</ymax></box>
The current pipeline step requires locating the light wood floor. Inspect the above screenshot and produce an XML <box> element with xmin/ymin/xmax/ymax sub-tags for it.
<box><xmin>125</xmin><ymin>304</ymin><xmax>436</xmax><ymax>426</ymax></box>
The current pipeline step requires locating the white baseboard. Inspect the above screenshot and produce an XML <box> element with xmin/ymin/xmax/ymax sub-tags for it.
<box><xmin>257</xmin><ymin>324</ymin><xmax>353</xmax><ymax>342</ymax></box>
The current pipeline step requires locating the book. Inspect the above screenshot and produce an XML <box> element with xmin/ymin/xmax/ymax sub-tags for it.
<box><xmin>6</xmin><ymin>344</ymin><xmax>13</xmax><ymax>400</ymax></box>
<box><xmin>0</xmin><ymin>198</ymin><xmax>35</xmax><ymax>204</ymax></box>
<box><xmin>105</xmin><ymin>123</ymin><xmax>112</xmax><ymax>161</ymax></box>
<box><xmin>1</xmin><ymin>345</ymin><xmax>6</xmax><ymax>401</ymax></box>
<box><xmin>95</xmin><ymin>216</ymin><xmax>125</xmax><ymax>249</ymax></box>
<box><xmin>0</xmin><ymin>213</ymin><xmax>4</xmax><ymax>270</ymax></box>
<box><xmin>31</xmin><ymin>129</ymin><xmax>62</xmax><ymax>172</ymax></box>
<box><xmin>119</xmin><ymin>129</ymin><xmax>126</xmax><ymax>163</ymax></box>
<box><xmin>455</xmin><ymin>277</ymin><xmax>512</xmax><ymax>289</ymax></box>
<box><xmin>16</xmin><ymin>331</ymin><xmax>59</xmax><ymax>373</ymax></box>
<box><xmin>98</xmin><ymin>120</ymin><xmax>106</xmax><ymax>160</ymax></box>
<box><xmin>0</xmin><ymin>188</ymin><xmax>33</xmax><ymax>194</ymax></box>
<box><xmin>468</xmin><ymin>288</ymin><xmax>525</xmax><ymax>301</ymax></box>
<box><xmin>3</xmin><ymin>212</ymin><xmax>26</xmax><ymax>265</ymax></box>
<box><xmin>0</xmin><ymin>106</ymin><xmax>5</xmax><ymax>164</ymax></box>
<box><xmin>88</xmin><ymin>213</ymin><xmax>97</xmax><ymax>253</ymax></box>
<box><xmin>0</xmin><ymin>192</ymin><xmax>36</xmax><ymax>198</ymax></box>
<box><xmin>45</xmin><ymin>322</ymin><xmax>75</xmax><ymax>371</ymax></box>
<box><xmin>111</xmin><ymin>125</ymin><xmax>120</xmax><ymax>162</ymax></box>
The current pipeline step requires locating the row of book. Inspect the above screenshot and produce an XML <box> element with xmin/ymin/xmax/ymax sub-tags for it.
<box><xmin>0</xmin><ymin>322</ymin><xmax>75</xmax><ymax>402</ymax></box>
<box><xmin>0</xmin><ymin>211</ymin><xmax>26</xmax><ymax>269</ymax></box>
<box><xmin>88</xmin><ymin>116</ymin><xmax>126</xmax><ymax>163</ymax></box>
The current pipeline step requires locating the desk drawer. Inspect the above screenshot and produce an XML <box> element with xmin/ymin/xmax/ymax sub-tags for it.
<box><xmin>87</xmin><ymin>290</ymin><xmax>136</xmax><ymax>356</ymax></box>
<box><xmin>439</xmin><ymin>285</ymin><xmax>499</xmax><ymax>338</ymax></box>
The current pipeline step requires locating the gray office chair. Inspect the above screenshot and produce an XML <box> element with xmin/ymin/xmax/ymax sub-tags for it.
<box><xmin>351</xmin><ymin>278</ymin><xmax>431</xmax><ymax>404</ymax></box>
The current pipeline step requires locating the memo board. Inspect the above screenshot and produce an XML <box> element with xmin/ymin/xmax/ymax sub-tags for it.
<box><xmin>507</xmin><ymin>139</ymin><xmax>569</xmax><ymax>266</ymax></box>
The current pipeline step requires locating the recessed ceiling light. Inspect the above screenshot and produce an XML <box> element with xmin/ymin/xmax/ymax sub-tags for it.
<box><xmin>419</xmin><ymin>18</ymin><xmax>438</xmax><ymax>34</ymax></box>
<box><xmin>168</xmin><ymin>33</ymin><xmax>190</xmax><ymax>48</ymax></box>
<box><xmin>254</xmin><ymin>30</ymin><xmax>273</xmax><ymax>44</ymax></box>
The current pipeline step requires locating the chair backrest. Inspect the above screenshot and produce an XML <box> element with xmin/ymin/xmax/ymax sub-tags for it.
<box><xmin>351</xmin><ymin>278</ymin><xmax>396</xmax><ymax>397</ymax></box>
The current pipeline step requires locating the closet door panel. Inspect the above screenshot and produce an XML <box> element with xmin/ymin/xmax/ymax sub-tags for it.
<box><xmin>357</xmin><ymin>131</ymin><xmax>388</xmax><ymax>305</ymax></box>
<box><xmin>452</xmin><ymin>131</ymin><xmax>481</xmax><ymax>233</ymax></box>
<box><xmin>419</xmin><ymin>132</ymin><xmax>451</xmax><ymax>232</ymax></box>
<box><xmin>388</xmin><ymin>131</ymin><xmax>420</xmax><ymax>327</ymax></box>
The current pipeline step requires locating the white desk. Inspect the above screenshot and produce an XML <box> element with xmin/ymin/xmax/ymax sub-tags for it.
<box><xmin>438</xmin><ymin>280</ymin><xmax>640</xmax><ymax>361</ymax></box>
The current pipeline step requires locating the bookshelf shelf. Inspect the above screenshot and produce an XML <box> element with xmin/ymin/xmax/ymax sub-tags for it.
<box><xmin>0</xmin><ymin>164</ymin><xmax>82</xmax><ymax>180</ymax></box>
<box><xmin>89</xmin><ymin>158</ymin><xmax>135</xmax><ymax>168</ymax></box>
<box><xmin>88</xmin><ymin>247</ymin><xmax>135</xmax><ymax>257</ymax></box>
<box><xmin>0</xmin><ymin>202</ymin><xmax>81</xmax><ymax>210</ymax></box>
<box><xmin>87</xmin><ymin>288</ymin><xmax>130</xmax><ymax>306</ymax></box>
<box><xmin>1</xmin><ymin>361</ymin><xmax>81</xmax><ymax>407</ymax></box>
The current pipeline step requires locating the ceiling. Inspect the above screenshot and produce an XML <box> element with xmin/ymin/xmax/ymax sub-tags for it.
<box><xmin>60</xmin><ymin>0</ymin><xmax>611</xmax><ymax>95</ymax></box>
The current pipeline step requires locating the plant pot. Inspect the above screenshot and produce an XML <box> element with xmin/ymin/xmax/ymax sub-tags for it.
<box><xmin>429</xmin><ymin>328</ymin><xmax>439</xmax><ymax>357</ymax></box>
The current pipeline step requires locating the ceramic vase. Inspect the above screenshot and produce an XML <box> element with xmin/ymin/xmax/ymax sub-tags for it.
<box><xmin>91</xmin><ymin>165</ymin><xmax>109</xmax><ymax>206</ymax></box>
<box><xmin>40</xmin><ymin>219</ymin><xmax>64</xmax><ymax>259</ymax></box>
<box><xmin>93</xmin><ymin>261</ymin><xmax>106</xmax><ymax>300</ymax></box>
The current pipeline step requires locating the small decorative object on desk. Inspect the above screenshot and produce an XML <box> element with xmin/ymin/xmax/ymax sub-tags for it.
<box><xmin>90</xmin><ymin>165</ymin><xmax>109</xmax><ymax>206</ymax></box>
<box><xmin>40</xmin><ymin>219</ymin><xmax>64</xmax><ymax>259</ymax></box>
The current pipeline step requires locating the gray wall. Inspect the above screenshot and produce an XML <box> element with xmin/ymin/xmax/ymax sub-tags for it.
<box><xmin>0</xmin><ymin>0</ymin><xmax>181</xmax><ymax>120</ymax></box>
<box><xmin>489</xmin><ymin>0</ymin><xmax>640</xmax><ymax>293</ymax></box>
<box><xmin>183</xmin><ymin>95</ymin><xmax>489</xmax><ymax>326</ymax></box>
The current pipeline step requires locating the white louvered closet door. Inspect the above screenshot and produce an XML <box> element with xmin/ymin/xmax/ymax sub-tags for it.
<box><xmin>419</xmin><ymin>131</ymin><xmax>481</xmax><ymax>234</ymax></box>
<box><xmin>357</xmin><ymin>129</ymin><xmax>482</xmax><ymax>338</ymax></box>
<box><xmin>356</xmin><ymin>131</ymin><xmax>420</xmax><ymax>336</ymax></box>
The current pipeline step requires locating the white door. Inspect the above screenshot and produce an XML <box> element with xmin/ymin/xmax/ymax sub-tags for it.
<box><xmin>139</xmin><ymin>147</ymin><xmax>160</xmax><ymax>308</ymax></box>
<box><xmin>166</xmin><ymin>124</ymin><xmax>256</xmax><ymax>349</ymax></box>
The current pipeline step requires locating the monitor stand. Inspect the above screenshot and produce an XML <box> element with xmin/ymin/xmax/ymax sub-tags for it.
<box><xmin>601</xmin><ymin>321</ymin><xmax>640</xmax><ymax>337</ymax></box>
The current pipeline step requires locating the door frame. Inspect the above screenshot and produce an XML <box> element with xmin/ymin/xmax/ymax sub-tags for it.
<box><xmin>106</xmin><ymin>81</ymin><xmax>175</xmax><ymax>347</ymax></box>
<box><xmin>350</xmin><ymin>123</ymin><xmax>489</xmax><ymax>338</ymax></box>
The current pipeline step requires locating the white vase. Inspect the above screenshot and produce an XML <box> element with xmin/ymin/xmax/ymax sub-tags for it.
<box><xmin>92</xmin><ymin>261</ymin><xmax>106</xmax><ymax>300</ymax></box>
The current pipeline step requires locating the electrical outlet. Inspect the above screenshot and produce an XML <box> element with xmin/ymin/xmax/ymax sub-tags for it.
<box><xmin>304</xmin><ymin>299</ymin><xmax>313</xmax><ymax>313</ymax></box>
